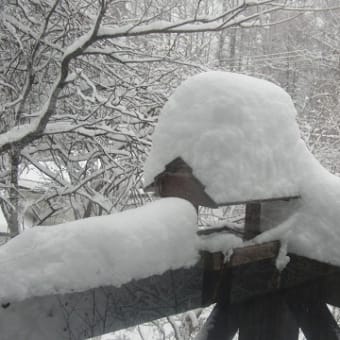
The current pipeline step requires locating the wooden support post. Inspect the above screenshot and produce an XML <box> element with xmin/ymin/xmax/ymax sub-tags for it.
<box><xmin>239</xmin><ymin>203</ymin><xmax>299</xmax><ymax>339</ymax></box>
<box><xmin>323</xmin><ymin>272</ymin><xmax>340</xmax><ymax>308</ymax></box>
<box><xmin>200</xmin><ymin>253</ymin><xmax>236</xmax><ymax>340</ymax></box>
<box><xmin>194</xmin><ymin>304</ymin><xmax>238</xmax><ymax>340</ymax></box>
<box><xmin>238</xmin><ymin>294</ymin><xmax>299</xmax><ymax>340</ymax></box>
<box><xmin>244</xmin><ymin>203</ymin><xmax>261</xmax><ymax>240</ymax></box>
<box><xmin>286</xmin><ymin>285</ymin><xmax>340</xmax><ymax>340</ymax></box>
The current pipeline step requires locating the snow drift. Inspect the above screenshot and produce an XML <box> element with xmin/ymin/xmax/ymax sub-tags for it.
<box><xmin>0</xmin><ymin>198</ymin><xmax>199</xmax><ymax>303</ymax></box>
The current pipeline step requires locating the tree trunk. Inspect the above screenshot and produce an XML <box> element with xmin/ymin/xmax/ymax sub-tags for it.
<box><xmin>8</xmin><ymin>148</ymin><xmax>20</xmax><ymax>237</ymax></box>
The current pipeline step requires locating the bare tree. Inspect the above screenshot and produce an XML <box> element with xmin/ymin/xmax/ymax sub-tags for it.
<box><xmin>1</xmin><ymin>0</ymin><xmax>293</xmax><ymax>236</ymax></box>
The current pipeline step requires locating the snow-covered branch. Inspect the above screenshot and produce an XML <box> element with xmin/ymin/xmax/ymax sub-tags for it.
<box><xmin>1</xmin><ymin>0</ymin><xmax>338</xmax><ymax>235</ymax></box>
<box><xmin>97</xmin><ymin>5</ymin><xmax>283</xmax><ymax>38</ymax></box>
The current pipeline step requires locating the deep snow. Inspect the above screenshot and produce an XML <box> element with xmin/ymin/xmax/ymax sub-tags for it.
<box><xmin>1</xmin><ymin>71</ymin><xmax>340</xmax><ymax>308</ymax></box>
<box><xmin>144</xmin><ymin>71</ymin><xmax>301</xmax><ymax>203</ymax></box>
<box><xmin>144</xmin><ymin>71</ymin><xmax>340</xmax><ymax>267</ymax></box>
<box><xmin>0</xmin><ymin>198</ymin><xmax>199</xmax><ymax>303</ymax></box>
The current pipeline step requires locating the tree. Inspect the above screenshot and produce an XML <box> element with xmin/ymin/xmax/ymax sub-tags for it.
<box><xmin>2</xmin><ymin>1</ymin><xmax>340</xmax><ymax>339</ymax></box>
<box><xmin>0</xmin><ymin>0</ymin><xmax>294</xmax><ymax>236</ymax></box>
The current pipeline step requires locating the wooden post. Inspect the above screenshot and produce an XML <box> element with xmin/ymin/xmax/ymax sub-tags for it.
<box><xmin>194</xmin><ymin>304</ymin><xmax>238</xmax><ymax>340</ymax></box>
<box><xmin>286</xmin><ymin>285</ymin><xmax>340</xmax><ymax>340</ymax></box>
<box><xmin>238</xmin><ymin>294</ymin><xmax>299</xmax><ymax>340</ymax></box>
<box><xmin>239</xmin><ymin>202</ymin><xmax>299</xmax><ymax>339</ymax></box>
<box><xmin>244</xmin><ymin>203</ymin><xmax>261</xmax><ymax>240</ymax></box>
<box><xmin>323</xmin><ymin>273</ymin><xmax>340</xmax><ymax>308</ymax></box>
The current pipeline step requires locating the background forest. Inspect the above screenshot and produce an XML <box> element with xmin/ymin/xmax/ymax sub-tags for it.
<box><xmin>0</xmin><ymin>0</ymin><xmax>340</xmax><ymax>338</ymax></box>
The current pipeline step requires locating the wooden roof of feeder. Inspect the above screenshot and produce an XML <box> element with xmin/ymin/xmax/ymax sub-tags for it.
<box><xmin>145</xmin><ymin>156</ymin><xmax>300</xmax><ymax>208</ymax></box>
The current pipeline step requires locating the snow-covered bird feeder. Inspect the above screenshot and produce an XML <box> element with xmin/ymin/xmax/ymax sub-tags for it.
<box><xmin>144</xmin><ymin>71</ymin><xmax>340</xmax><ymax>339</ymax></box>
<box><xmin>2</xmin><ymin>72</ymin><xmax>340</xmax><ymax>340</ymax></box>
<box><xmin>144</xmin><ymin>71</ymin><xmax>340</xmax><ymax>265</ymax></box>
<box><xmin>144</xmin><ymin>71</ymin><xmax>302</xmax><ymax>238</ymax></box>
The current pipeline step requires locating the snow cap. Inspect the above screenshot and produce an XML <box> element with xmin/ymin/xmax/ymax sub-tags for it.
<box><xmin>144</xmin><ymin>71</ymin><xmax>301</xmax><ymax>203</ymax></box>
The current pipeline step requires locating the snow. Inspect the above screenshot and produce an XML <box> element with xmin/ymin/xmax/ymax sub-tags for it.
<box><xmin>98</xmin><ymin>20</ymin><xmax>222</xmax><ymax>38</ymax></box>
<box><xmin>0</xmin><ymin>198</ymin><xmax>199</xmax><ymax>304</ymax></box>
<box><xmin>0</xmin><ymin>123</ymin><xmax>38</xmax><ymax>149</ymax></box>
<box><xmin>144</xmin><ymin>71</ymin><xmax>340</xmax><ymax>267</ymax></box>
<box><xmin>275</xmin><ymin>239</ymin><xmax>290</xmax><ymax>271</ymax></box>
<box><xmin>254</xmin><ymin>162</ymin><xmax>340</xmax><ymax>267</ymax></box>
<box><xmin>198</xmin><ymin>233</ymin><xmax>242</xmax><ymax>255</ymax></box>
<box><xmin>144</xmin><ymin>71</ymin><xmax>301</xmax><ymax>203</ymax></box>
<box><xmin>244</xmin><ymin>0</ymin><xmax>259</xmax><ymax>4</ymax></box>
<box><xmin>1</xmin><ymin>71</ymin><xmax>340</xmax><ymax>315</ymax></box>
<box><xmin>97</xmin><ymin>13</ymin><xmax>258</xmax><ymax>39</ymax></box>
<box><xmin>0</xmin><ymin>210</ymin><xmax>8</xmax><ymax>233</ymax></box>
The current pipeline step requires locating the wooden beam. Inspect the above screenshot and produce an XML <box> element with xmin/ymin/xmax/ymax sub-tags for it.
<box><xmin>217</xmin><ymin>195</ymin><xmax>300</xmax><ymax>207</ymax></box>
<box><xmin>286</xmin><ymin>285</ymin><xmax>340</xmax><ymax>340</ymax></box>
<box><xmin>194</xmin><ymin>304</ymin><xmax>238</xmax><ymax>340</ymax></box>
<box><xmin>281</xmin><ymin>254</ymin><xmax>340</xmax><ymax>289</ymax></box>
<box><xmin>153</xmin><ymin>157</ymin><xmax>217</xmax><ymax>208</ymax></box>
<box><xmin>231</xmin><ymin>241</ymin><xmax>280</xmax><ymax>267</ymax></box>
<box><xmin>201</xmin><ymin>252</ymin><xmax>227</xmax><ymax>305</ymax></box>
<box><xmin>201</xmin><ymin>242</ymin><xmax>340</xmax><ymax>305</ymax></box>
<box><xmin>323</xmin><ymin>273</ymin><xmax>340</xmax><ymax>308</ymax></box>
<box><xmin>238</xmin><ymin>294</ymin><xmax>299</xmax><ymax>340</ymax></box>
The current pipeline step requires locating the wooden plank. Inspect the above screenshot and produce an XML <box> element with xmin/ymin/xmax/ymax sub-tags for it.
<box><xmin>231</xmin><ymin>241</ymin><xmax>280</xmax><ymax>267</ymax></box>
<box><xmin>201</xmin><ymin>252</ymin><xmax>230</xmax><ymax>305</ymax></box>
<box><xmin>217</xmin><ymin>195</ymin><xmax>300</xmax><ymax>207</ymax></box>
<box><xmin>286</xmin><ymin>285</ymin><xmax>340</xmax><ymax>340</ymax></box>
<box><xmin>201</xmin><ymin>241</ymin><xmax>279</xmax><ymax>304</ymax></box>
<box><xmin>323</xmin><ymin>273</ymin><xmax>340</xmax><ymax>308</ymax></box>
<box><xmin>201</xmin><ymin>242</ymin><xmax>340</xmax><ymax>304</ymax></box>
<box><xmin>194</xmin><ymin>304</ymin><xmax>238</xmax><ymax>340</ymax></box>
<box><xmin>281</xmin><ymin>254</ymin><xmax>340</xmax><ymax>289</ymax></box>
<box><xmin>238</xmin><ymin>294</ymin><xmax>299</xmax><ymax>340</ymax></box>
<box><xmin>230</xmin><ymin>257</ymin><xmax>279</xmax><ymax>303</ymax></box>
<box><xmin>153</xmin><ymin>157</ymin><xmax>217</xmax><ymax>208</ymax></box>
<box><xmin>201</xmin><ymin>242</ymin><xmax>280</xmax><ymax>305</ymax></box>
<box><xmin>155</xmin><ymin>172</ymin><xmax>217</xmax><ymax>209</ymax></box>
<box><xmin>230</xmin><ymin>251</ymin><xmax>340</xmax><ymax>304</ymax></box>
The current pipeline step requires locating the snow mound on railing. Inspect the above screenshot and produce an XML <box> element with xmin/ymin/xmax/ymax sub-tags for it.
<box><xmin>0</xmin><ymin>198</ymin><xmax>199</xmax><ymax>303</ymax></box>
